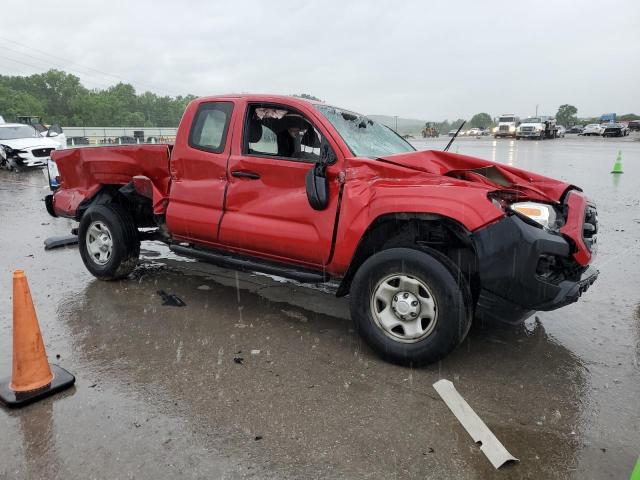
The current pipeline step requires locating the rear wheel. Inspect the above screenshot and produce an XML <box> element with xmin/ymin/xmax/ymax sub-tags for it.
<box><xmin>350</xmin><ymin>248</ymin><xmax>472</xmax><ymax>366</ymax></box>
<box><xmin>79</xmin><ymin>204</ymin><xmax>140</xmax><ymax>280</ymax></box>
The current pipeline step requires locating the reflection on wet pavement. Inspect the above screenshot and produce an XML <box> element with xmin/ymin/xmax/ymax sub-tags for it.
<box><xmin>1</xmin><ymin>136</ymin><xmax>639</xmax><ymax>479</ymax></box>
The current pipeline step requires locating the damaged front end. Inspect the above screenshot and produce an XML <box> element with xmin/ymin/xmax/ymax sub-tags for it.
<box><xmin>372</xmin><ymin>150</ymin><xmax>599</xmax><ymax>324</ymax></box>
<box><xmin>472</xmin><ymin>188</ymin><xmax>598</xmax><ymax>324</ymax></box>
<box><xmin>0</xmin><ymin>144</ymin><xmax>26</xmax><ymax>170</ymax></box>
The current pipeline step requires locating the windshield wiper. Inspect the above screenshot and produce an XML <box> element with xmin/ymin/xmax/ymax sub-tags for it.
<box><xmin>444</xmin><ymin>120</ymin><xmax>466</xmax><ymax>152</ymax></box>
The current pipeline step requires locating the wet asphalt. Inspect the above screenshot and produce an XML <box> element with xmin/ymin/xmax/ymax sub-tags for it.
<box><xmin>0</xmin><ymin>134</ymin><xmax>639</xmax><ymax>479</ymax></box>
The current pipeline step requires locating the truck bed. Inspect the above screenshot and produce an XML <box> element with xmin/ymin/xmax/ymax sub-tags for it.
<box><xmin>51</xmin><ymin>144</ymin><xmax>172</xmax><ymax>218</ymax></box>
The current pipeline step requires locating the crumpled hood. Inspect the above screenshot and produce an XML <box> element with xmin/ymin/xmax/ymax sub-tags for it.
<box><xmin>376</xmin><ymin>150</ymin><xmax>574</xmax><ymax>203</ymax></box>
<box><xmin>1</xmin><ymin>137</ymin><xmax>61</xmax><ymax>151</ymax></box>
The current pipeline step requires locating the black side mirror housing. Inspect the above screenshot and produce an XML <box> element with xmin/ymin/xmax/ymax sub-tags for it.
<box><xmin>305</xmin><ymin>164</ymin><xmax>329</xmax><ymax>211</ymax></box>
<box><xmin>305</xmin><ymin>138</ymin><xmax>335</xmax><ymax>210</ymax></box>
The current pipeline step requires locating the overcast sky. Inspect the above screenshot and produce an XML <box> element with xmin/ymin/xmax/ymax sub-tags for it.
<box><xmin>1</xmin><ymin>0</ymin><xmax>638</xmax><ymax>120</ymax></box>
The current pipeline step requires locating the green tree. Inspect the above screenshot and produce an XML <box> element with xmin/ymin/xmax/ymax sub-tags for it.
<box><xmin>556</xmin><ymin>104</ymin><xmax>578</xmax><ymax>127</ymax></box>
<box><xmin>0</xmin><ymin>86</ymin><xmax>45</xmax><ymax>121</ymax></box>
<box><xmin>468</xmin><ymin>112</ymin><xmax>493</xmax><ymax>129</ymax></box>
<box><xmin>0</xmin><ymin>69</ymin><xmax>198</xmax><ymax>127</ymax></box>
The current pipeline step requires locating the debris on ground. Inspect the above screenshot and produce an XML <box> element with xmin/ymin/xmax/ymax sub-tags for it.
<box><xmin>433</xmin><ymin>379</ymin><xmax>518</xmax><ymax>469</ymax></box>
<box><xmin>233</xmin><ymin>357</ymin><xmax>244</xmax><ymax>365</ymax></box>
<box><xmin>44</xmin><ymin>234</ymin><xmax>79</xmax><ymax>250</ymax></box>
<box><xmin>250</xmin><ymin>349</ymin><xmax>261</xmax><ymax>355</ymax></box>
<box><xmin>157</xmin><ymin>290</ymin><xmax>186</xmax><ymax>307</ymax></box>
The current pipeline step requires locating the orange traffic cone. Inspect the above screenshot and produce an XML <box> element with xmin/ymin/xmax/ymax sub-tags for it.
<box><xmin>0</xmin><ymin>270</ymin><xmax>75</xmax><ymax>408</ymax></box>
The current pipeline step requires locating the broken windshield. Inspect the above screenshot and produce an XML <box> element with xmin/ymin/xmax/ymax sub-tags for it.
<box><xmin>315</xmin><ymin>105</ymin><xmax>415</xmax><ymax>158</ymax></box>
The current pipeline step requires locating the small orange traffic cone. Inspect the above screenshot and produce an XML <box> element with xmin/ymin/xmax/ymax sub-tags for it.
<box><xmin>0</xmin><ymin>270</ymin><xmax>75</xmax><ymax>408</ymax></box>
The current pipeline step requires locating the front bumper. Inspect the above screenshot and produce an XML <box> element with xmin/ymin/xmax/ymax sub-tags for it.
<box><xmin>473</xmin><ymin>214</ymin><xmax>598</xmax><ymax>324</ymax></box>
<box><xmin>13</xmin><ymin>152</ymin><xmax>50</xmax><ymax>167</ymax></box>
<box><xmin>518</xmin><ymin>130</ymin><xmax>543</xmax><ymax>137</ymax></box>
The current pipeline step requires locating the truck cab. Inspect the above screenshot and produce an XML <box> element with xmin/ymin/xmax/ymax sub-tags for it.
<box><xmin>516</xmin><ymin>116</ymin><xmax>558</xmax><ymax>139</ymax></box>
<box><xmin>493</xmin><ymin>114</ymin><xmax>520</xmax><ymax>138</ymax></box>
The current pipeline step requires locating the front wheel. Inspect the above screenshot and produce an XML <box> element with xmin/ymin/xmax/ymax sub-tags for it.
<box><xmin>350</xmin><ymin>248</ymin><xmax>472</xmax><ymax>366</ymax></box>
<box><xmin>79</xmin><ymin>204</ymin><xmax>140</xmax><ymax>280</ymax></box>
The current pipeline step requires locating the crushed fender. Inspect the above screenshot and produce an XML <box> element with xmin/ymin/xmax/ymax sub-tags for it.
<box><xmin>433</xmin><ymin>379</ymin><xmax>518</xmax><ymax>469</ymax></box>
<box><xmin>44</xmin><ymin>234</ymin><xmax>79</xmax><ymax>250</ymax></box>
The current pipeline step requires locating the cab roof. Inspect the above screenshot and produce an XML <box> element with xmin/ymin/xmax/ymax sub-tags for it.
<box><xmin>194</xmin><ymin>94</ymin><xmax>325</xmax><ymax>107</ymax></box>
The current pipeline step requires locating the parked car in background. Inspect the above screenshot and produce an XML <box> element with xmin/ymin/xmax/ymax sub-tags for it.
<box><xmin>628</xmin><ymin>120</ymin><xmax>640</xmax><ymax>132</ymax></box>
<box><xmin>0</xmin><ymin>123</ymin><xmax>63</xmax><ymax>170</ymax></box>
<box><xmin>115</xmin><ymin>136</ymin><xmax>137</xmax><ymax>144</ymax></box>
<box><xmin>556</xmin><ymin>125</ymin><xmax>566</xmax><ymax>138</ymax></box>
<box><xmin>447</xmin><ymin>129</ymin><xmax>458</xmax><ymax>137</ymax></box>
<box><xmin>567</xmin><ymin>125</ymin><xmax>584</xmax><ymax>134</ymax></box>
<box><xmin>67</xmin><ymin>136</ymin><xmax>90</xmax><ymax>146</ymax></box>
<box><xmin>602</xmin><ymin>123</ymin><xmax>629</xmax><ymax>137</ymax></box>
<box><xmin>581</xmin><ymin>124</ymin><xmax>604</xmax><ymax>136</ymax></box>
<box><xmin>467</xmin><ymin>127</ymin><xmax>482</xmax><ymax>137</ymax></box>
<box><xmin>16</xmin><ymin>115</ymin><xmax>67</xmax><ymax>148</ymax></box>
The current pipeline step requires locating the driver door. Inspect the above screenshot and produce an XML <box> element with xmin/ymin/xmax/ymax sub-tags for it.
<box><xmin>218</xmin><ymin>101</ymin><xmax>342</xmax><ymax>267</ymax></box>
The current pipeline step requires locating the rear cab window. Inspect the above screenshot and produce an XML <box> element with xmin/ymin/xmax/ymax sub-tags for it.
<box><xmin>189</xmin><ymin>102</ymin><xmax>234</xmax><ymax>153</ymax></box>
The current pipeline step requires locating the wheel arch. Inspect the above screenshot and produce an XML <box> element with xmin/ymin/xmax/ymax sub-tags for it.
<box><xmin>336</xmin><ymin>213</ymin><xmax>479</xmax><ymax>300</ymax></box>
<box><xmin>76</xmin><ymin>183</ymin><xmax>158</xmax><ymax>229</ymax></box>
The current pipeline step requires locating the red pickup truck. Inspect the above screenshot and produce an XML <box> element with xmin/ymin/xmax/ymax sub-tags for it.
<box><xmin>45</xmin><ymin>94</ymin><xmax>598</xmax><ymax>365</ymax></box>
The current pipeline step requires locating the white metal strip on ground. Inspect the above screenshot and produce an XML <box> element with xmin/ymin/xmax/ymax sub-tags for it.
<box><xmin>433</xmin><ymin>379</ymin><xmax>518</xmax><ymax>469</ymax></box>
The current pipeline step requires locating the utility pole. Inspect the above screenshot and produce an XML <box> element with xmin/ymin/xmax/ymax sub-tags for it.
<box><xmin>535</xmin><ymin>104</ymin><xmax>539</xmax><ymax>117</ymax></box>
<box><xmin>394</xmin><ymin>115</ymin><xmax>398</xmax><ymax>132</ymax></box>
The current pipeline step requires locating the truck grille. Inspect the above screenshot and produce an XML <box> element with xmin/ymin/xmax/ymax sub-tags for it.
<box><xmin>32</xmin><ymin>148</ymin><xmax>55</xmax><ymax>158</ymax></box>
<box><xmin>499</xmin><ymin>125</ymin><xmax>509</xmax><ymax>132</ymax></box>
<box><xmin>583</xmin><ymin>204</ymin><xmax>598</xmax><ymax>252</ymax></box>
<box><xmin>521</xmin><ymin>126</ymin><xmax>534</xmax><ymax>133</ymax></box>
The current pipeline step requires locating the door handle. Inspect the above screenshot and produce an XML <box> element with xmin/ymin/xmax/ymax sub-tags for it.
<box><xmin>231</xmin><ymin>170</ymin><xmax>260</xmax><ymax>180</ymax></box>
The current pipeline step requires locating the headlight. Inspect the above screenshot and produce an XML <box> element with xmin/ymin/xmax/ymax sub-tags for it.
<box><xmin>509</xmin><ymin>126</ymin><xmax>516</xmax><ymax>132</ymax></box>
<box><xmin>510</xmin><ymin>202</ymin><xmax>556</xmax><ymax>229</ymax></box>
<box><xmin>492</xmin><ymin>126</ymin><xmax>498</xmax><ymax>133</ymax></box>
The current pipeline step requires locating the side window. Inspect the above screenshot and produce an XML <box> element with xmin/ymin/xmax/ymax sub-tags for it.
<box><xmin>189</xmin><ymin>102</ymin><xmax>233</xmax><ymax>153</ymax></box>
<box><xmin>244</xmin><ymin>104</ymin><xmax>324</xmax><ymax>162</ymax></box>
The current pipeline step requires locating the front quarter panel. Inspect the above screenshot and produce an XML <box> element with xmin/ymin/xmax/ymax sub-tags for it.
<box><xmin>328</xmin><ymin>158</ymin><xmax>503</xmax><ymax>273</ymax></box>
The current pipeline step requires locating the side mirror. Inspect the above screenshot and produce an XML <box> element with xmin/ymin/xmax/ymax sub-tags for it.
<box><xmin>306</xmin><ymin>163</ymin><xmax>329</xmax><ymax>211</ymax></box>
<box><xmin>47</xmin><ymin>124</ymin><xmax>63</xmax><ymax>137</ymax></box>
<box><xmin>305</xmin><ymin>137</ymin><xmax>335</xmax><ymax>210</ymax></box>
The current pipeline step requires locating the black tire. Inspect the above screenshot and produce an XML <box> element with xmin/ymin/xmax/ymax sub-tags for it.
<box><xmin>78</xmin><ymin>203</ymin><xmax>140</xmax><ymax>280</ymax></box>
<box><xmin>350</xmin><ymin>248</ymin><xmax>472</xmax><ymax>366</ymax></box>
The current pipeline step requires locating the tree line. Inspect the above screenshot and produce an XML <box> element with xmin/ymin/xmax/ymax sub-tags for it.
<box><xmin>1</xmin><ymin>70</ymin><xmax>637</xmax><ymax>129</ymax></box>
<box><xmin>0</xmin><ymin>69</ymin><xmax>196</xmax><ymax>127</ymax></box>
